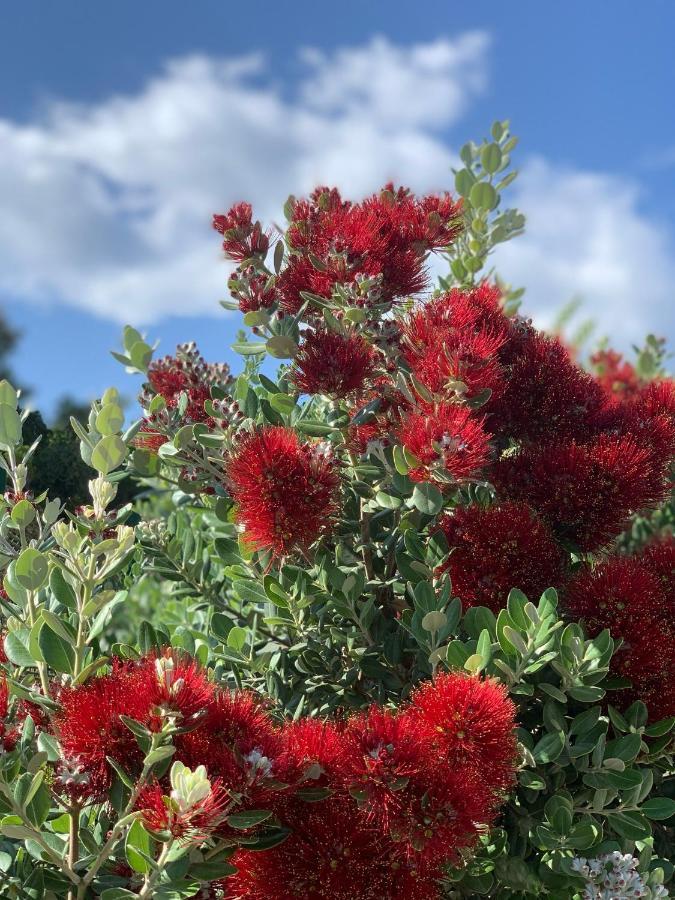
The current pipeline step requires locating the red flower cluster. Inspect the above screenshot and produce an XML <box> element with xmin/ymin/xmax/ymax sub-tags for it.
<box><xmin>291</xmin><ymin>328</ymin><xmax>376</xmax><ymax>399</ymax></box>
<box><xmin>225</xmin><ymin>670</ymin><xmax>516</xmax><ymax>900</ymax></box>
<box><xmin>55</xmin><ymin>654</ymin><xmax>516</xmax><ymax>900</ymax></box>
<box><xmin>225</xmin><ymin>427</ymin><xmax>339</xmax><ymax>557</ymax></box>
<box><xmin>437</xmin><ymin>502</ymin><xmax>568</xmax><ymax>614</ymax></box>
<box><xmin>494</xmin><ymin>434</ymin><xmax>664</xmax><ymax>553</ymax></box>
<box><xmin>213</xmin><ymin>203</ymin><xmax>271</xmax><ymax>261</ymax></box>
<box><xmin>219</xmin><ymin>185</ymin><xmax>462</xmax><ymax>316</ymax></box>
<box><xmin>144</xmin><ymin>342</ymin><xmax>233</xmax><ymax>426</ymax></box>
<box><xmin>591</xmin><ymin>348</ymin><xmax>641</xmax><ymax>398</ymax></box>
<box><xmin>565</xmin><ymin>542</ymin><xmax>675</xmax><ymax>719</ymax></box>
<box><xmin>55</xmin><ymin>651</ymin><xmax>216</xmax><ymax>800</ymax></box>
<box><xmin>397</xmin><ymin>403</ymin><xmax>491</xmax><ymax>484</ymax></box>
<box><xmin>401</xmin><ymin>284</ymin><xmax>509</xmax><ymax>403</ymax></box>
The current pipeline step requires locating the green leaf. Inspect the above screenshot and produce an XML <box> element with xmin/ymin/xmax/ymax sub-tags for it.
<box><xmin>4</xmin><ymin>628</ymin><xmax>33</xmax><ymax>667</ymax></box>
<box><xmin>226</xmin><ymin>810</ymin><xmax>272</xmax><ymax>830</ymax></box>
<box><xmin>469</xmin><ymin>182</ymin><xmax>498</xmax><ymax>211</ymax></box>
<box><xmin>126</xmin><ymin>818</ymin><xmax>153</xmax><ymax>874</ymax></box>
<box><xmin>266</xmin><ymin>336</ymin><xmax>297</xmax><ymax>359</ymax></box>
<box><xmin>481</xmin><ymin>143</ymin><xmax>503</xmax><ymax>174</ymax></box>
<box><xmin>15</xmin><ymin>548</ymin><xmax>48</xmax><ymax>591</ymax></box>
<box><xmin>38</xmin><ymin>623</ymin><xmax>75</xmax><ymax>673</ymax></box>
<box><xmin>227</xmin><ymin>627</ymin><xmax>248</xmax><ymax>652</ymax></box>
<box><xmin>0</xmin><ymin>403</ymin><xmax>22</xmax><ymax>447</ymax></box>
<box><xmin>411</xmin><ymin>483</ymin><xmax>443</xmax><ymax>515</ymax></box>
<box><xmin>533</xmin><ymin>730</ymin><xmax>565</xmax><ymax>763</ymax></box>
<box><xmin>232</xmin><ymin>341</ymin><xmax>267</xmax><ymax>356</ymax></box>
<box><xmin>91</xmin><ymin>435</ymin><xmax>127</xmax><ymax>474</ymax></box>
<box><xmin>0</xmin><ymin>380</ymin><xmax>18</xmax><ymax>407</ymax></box>
<box><xmin>641</xmin><ymin>797</ymin><xmax>675</xmax><ymax>821</ymax></box>
<box><xmin>96</xmin><ymin>403</ymin><xmax>125</xmax><ymax>436</ymax></box>
<box><xmin>610</xmin><ymin>810</ymin><xmax>651</xmax><ymax>841</ymax></box>
<box><xmin>269</xmin><ymin>393</ymin><xmax>296</xmax><ymax>416</ymax></box>
<box><xmin>49</xmin><ymin>566</ymin><xmax>77</xmax><ymax>610</ymax></box>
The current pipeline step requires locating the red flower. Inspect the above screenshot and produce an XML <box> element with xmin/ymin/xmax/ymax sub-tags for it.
<box><xmin>591</xmin><ymin>348</ymin><xmax>641</xmax><ymax>398</ymax></box>
<box><xmin>224</xmin><ymin>796</ymin><xmax>443</xmax><ymax>900</ymax></box>
<box><xmin>408</xmin><ymin>672</ymin><xmax>517</xmax><ymax>794</ymax></box>
<box><xmin>489</xmin><ymin>330</ymin><xmax>604</xmax><ymax>444</ymax></box>
<box><xmin>494</xmin><ymin>434</ymin><xmax>667</xmax><ymax>552</ymax></box>
<box><xmin>132</xmin><ymin>429</ymin><xmax>167</xmax><ymax>454</ymax></box>
<box><xmin>281</xmin><ymin>717</ymin><xmax>346</xmax><ymax>786</ymax></box>
<box><xmin>55</xmin><ymin>653</ymin><xmax>215</xmax><ymax>801</ymax></box>
<box><xmin>213</xmin><ymin>203</ymin><xmax>271</xmax><ymax>261</ymax></box>
<box><xmin>226</xmin><ymin>427</ymin><xmax>339</xmax><ymax>557</ymax></box>
<box><xmin>291</xmin><ymin>329</ymin><xmax>376</xmax><ymax>398</ymax></box>
<box><xmin>401</xmin><ymin>285</ymin><xmax>510</xmax><ymax>402</ymax></box>
<box><xmin>174</xmin><ymin>690</ymin><xmax>295</xmax><ymax>818</ymax></box>
<box><xmin>640</xmin><ymin>535</ymin><xmax>675</xmax><ymax>598</ymax></box>
<box><xmin>229</xmin><ymin>266</ymin><xmax>278</xmax><ymax>313</ymax></box>
<box><xmin>276</xmin><ymin>185</ymin><xmax>462</xmax><ymax>316</ymax></box>
<box><xmin>565</xmin><ymin>557</ymin><xmax>674</xmax><ymax>717</ymax></box>
<box><xmin>140</xmin><ymin>649</ymin><xmax>216</xmax><ymax>722</ymax></box>
<box><xmin>437</xmin><ymin>502</ymin><xmax>568</xmax><ymax>613</ymax></box>
<box><xmin>397</xmin><ymin>403</ymin><xmax>491</xmax><ymax>484</ymax></box>
<box><xmin>55</xmin><ymin>660</ymin><xmax>151</xmax><ymax>799</ymax></box>
<box><xmin>144</xmin><ymin>343</ymin><xmax>232</xmax><ymax>426</ymax></box>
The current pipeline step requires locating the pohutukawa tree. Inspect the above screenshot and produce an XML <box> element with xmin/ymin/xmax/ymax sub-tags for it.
<box><xmin>0</xmin><ymin>122</ymin><xmax>673</xmax><ymax>899</ymax></box>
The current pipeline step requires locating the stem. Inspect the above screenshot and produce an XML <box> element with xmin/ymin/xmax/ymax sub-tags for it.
<box><xmin>67</xmin><ymin>804</ymin><xmax>81</xmax><ymax>900</ymax></box>
<box><xmin>359</xmin><ymin>504</ymin><xmax>375</xmax><ymax>582</ymax></box>
<box><xmin>137</xmin><ymin>840</ymin><xmax>174</xmax><ymax>898</ymax></box>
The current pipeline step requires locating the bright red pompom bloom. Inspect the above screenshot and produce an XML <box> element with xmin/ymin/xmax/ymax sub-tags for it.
<box><xmin>397</xmin><ymin>403</ymin><xmax>491</xmax><ymax>484</ymax></box>
<box><xmin>437</xmin><ymin>502</ymin><xmax>568</xmax><ymax>614</ymax></box>
<box><xmin>174</xmin><ymin>690</ymin><xmax>296</xmax><ymax>818</ymax></box>
<box><xmin>224</xmin><ymin>796</ymin><xmax>443</xmax><ymax>900</ymax></box>
<box><xmin>226</xmin><ymin>427</ymin><xmax>339</xmax><ymax>557</ymax></box>
<box><xmin>565</xmin><ymin>557</ymin><xmax>674</xmax><ymax>716</ymax></box>
<box><xmin>213</xmin><ymin>203</ymin><xmax>271</xmax><ymax>261</ymax></box>
<box><xmin>401</xmin><ymin>285</ymin><xmax>509</xmax><ymax>403</ymax></box>
<box><xmin>408</xmin><ymin>672</ymin><xmax>517</xmax><ymax>794</ymax></box>
<box><xmin>494</xmin><ymin>434</ymin><xmax>668</xmax><ymax>552</ymax></box>
<box><xmin>281</xmin><ymin>717</ymin><xmax>346</xmax><ymax>787</ymax></box>
<box><xmin>489</xmin><ymin>330</ymin><xmax>604</xmax><ymax>444</ymax></box>
<box><xmin>291</xmin><ymin>328</ymin><xmax>376</xmax><ymax>399</ymax></box>
<box><xmin>229</xmin><ymin>266</ymin><xmax>278</xmax><ymax>313</ymax></box>
<box><xmin>132</xmin><ymin>429</ymin><xmax>167</xmax><ymax>454</ymax></box>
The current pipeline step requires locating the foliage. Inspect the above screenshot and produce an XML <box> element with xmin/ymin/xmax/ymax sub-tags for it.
<box><xmin>0</xmin><ymin>122</ymin><xmax>673</xmax><ymax>899</ymax></box>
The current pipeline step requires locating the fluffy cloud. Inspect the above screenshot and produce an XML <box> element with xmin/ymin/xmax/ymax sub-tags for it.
<box><xmin>1</xmin><ymin>31</ymin><xmax>673</xmax><ymax>346</ymax></box>
<box><xmin>495</xmin><ymin>159</ymin><xmax>675</xmax><ymax>344</ymax></box>
<box><xmin>0</xmin><ymin>35</ymin><xmax>487</xmax><ymax>324</ymax></box>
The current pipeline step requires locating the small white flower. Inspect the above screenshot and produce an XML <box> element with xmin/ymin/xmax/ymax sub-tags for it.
<box><xmin>169</xmin><ymin>760</ymin><xmax>212</xmax><ymax>814</ymax></box>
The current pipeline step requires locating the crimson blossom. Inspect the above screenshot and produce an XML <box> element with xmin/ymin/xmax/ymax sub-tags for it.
<box><xmin>225</xmin><ymin>426</ymin><xmax>339</xmax><ymax>557</ymax></box>
<box><xmin>436</xmin><ymin>501</ymin><xmax>568</xmax><ymax>614</ymax></box>
<box><xmin>493</xmin><ymin>434</ymin><xmax>667</xmax><ymax>552</ymax></box>
<box><xmin>565</xmin><ymin>555</ymin><xmax>675</xmax><ymax>718</ymax></box>
<box><xmin>291</xmin><ymin>327</ymin><xmax>376</xmax><ymax>399</ymax></box>
<box><xmin>224</xmin><ymin>796</ymin><xmax>443</xmax><ymax>900</ymax></box>
<box><xmin>397</xmin><ymin>402</ymin><xmax>491</xmax><ymax>484</ymax></box>
<box><xmin>271</xmin><ymin>185</ymin><xmax>463</xmax><ymax>316</ymax></box>
<box><xmin>55</xmin><ymin>652</ymin><xmax>215</xmax><ymax>801</ymax></box>
<box><xmin>0</xmin><ymin>676</ymin><xmax>18</xmax><ymax>752</ymax></box>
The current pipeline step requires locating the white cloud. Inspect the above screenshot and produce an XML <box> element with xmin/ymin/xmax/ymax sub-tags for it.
<box><xmin>1</xmin><ymin>32</ymin><xmax>673</xmax><ymax>348</ymax></box>
<box><xmin>495</xmin><ymin>159</ymin><xmax>675</xmax><ymax>345</ymax></box>
<box><xmin>0</xmin><ymin>35</ymin><xmax>488</xmax><ymax>324</ymax></box>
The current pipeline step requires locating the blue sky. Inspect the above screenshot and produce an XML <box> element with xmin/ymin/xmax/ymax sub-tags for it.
<box><xmin>2</xmin><ymin>1</ymin><xmax>675</xmax><ymax>417</ymax></box>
